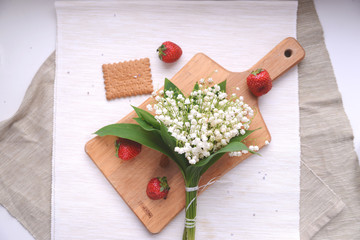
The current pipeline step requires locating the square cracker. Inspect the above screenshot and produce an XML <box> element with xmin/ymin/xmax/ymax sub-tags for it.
<box><xmin>102</xmin><ymin>58</ymin><xmax>153</xmax><ymax>100</ymax></box>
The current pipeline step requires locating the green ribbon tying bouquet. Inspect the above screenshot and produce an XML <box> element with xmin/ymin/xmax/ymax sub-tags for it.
<box><xmin>96</xmin><ymin>77</ymin><xmax>258</xmax><ymax>240</ymax></box>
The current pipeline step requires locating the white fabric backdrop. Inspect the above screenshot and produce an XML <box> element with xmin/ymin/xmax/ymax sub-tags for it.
<box><xmin>53</xmin><ymin>1</ymin><xmax>299</xmax><ymax>239</ymax></box>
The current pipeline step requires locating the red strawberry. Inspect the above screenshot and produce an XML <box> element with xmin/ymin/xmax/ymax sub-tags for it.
<box><xmin>146</xmin><ymin>177</ymin><xmax>170</xmax><ymax>200</ymax></box>
<box><xmin>115</xmin><ymin>138</ymin><xmax>142</xmax><ymax>161</ymax></box>
<box><xmin>246</xmin><ymin>68</ymin><xmax>272</xmax><ymax>97</ymax></box>
<box><xmin>157</xmin><ymin>41</ymin><xmax>182</xmax><ymax>63</ymax></box>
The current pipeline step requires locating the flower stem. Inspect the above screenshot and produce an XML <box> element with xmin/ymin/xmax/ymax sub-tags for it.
<box><xmin>182</xmin><ymin>178</ymin><xmax>200</xmax><ymax>240</ymax></box>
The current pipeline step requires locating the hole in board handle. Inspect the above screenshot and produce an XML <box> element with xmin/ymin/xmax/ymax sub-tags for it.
<box><xmin>284</xmin><ymin>49</ymin><xmax>292</xmax><ymax>58</ymax></box>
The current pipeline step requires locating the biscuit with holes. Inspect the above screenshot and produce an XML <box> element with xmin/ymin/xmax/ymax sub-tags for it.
<box><xmin>102</xmin><ymin>58</ymin><xmax>153</xmax><ymax>100</ymax></box>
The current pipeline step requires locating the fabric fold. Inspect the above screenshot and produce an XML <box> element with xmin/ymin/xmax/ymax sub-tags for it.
<box><xmin>298</xmin><ymin>0</ymin><xmax>360</xmax><ymax>239</ymax></box>
<box><xmin>0</xmin><ymin>52</ymin><xmax>55</xmax><ymax>240</ymax></box>
<box><xmin>300</xmin><ymin>161</ymin><xmax>345</xmax><ymax>239</ymax></box>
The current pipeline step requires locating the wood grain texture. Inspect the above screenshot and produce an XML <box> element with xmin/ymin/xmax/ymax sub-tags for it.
<box><xmin>85</xmin><ymin>37</ymin><xmax>304</xmax><ymax>233</ymax></box>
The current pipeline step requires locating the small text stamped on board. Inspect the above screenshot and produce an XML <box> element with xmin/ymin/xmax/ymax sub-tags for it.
<box><xmin>138</xmin><ymin>201</ymin><xmax>153</xmax><ymax>218</ymax></box>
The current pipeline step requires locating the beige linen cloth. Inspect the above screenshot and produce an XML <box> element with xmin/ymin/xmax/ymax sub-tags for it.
<box><xmin>0</xmin><ymin>53</ymin><xmax>54</xmax><ymax>240</ymax></box>
<box><xmin>0</xmin><ymin>0</ymin><xmax>359</xmax><ymax>239</ymax></box>
<box><xmin>298</xmin><ymin>0</ymin><xmax>360</xmax><ymax>238</ymax></box>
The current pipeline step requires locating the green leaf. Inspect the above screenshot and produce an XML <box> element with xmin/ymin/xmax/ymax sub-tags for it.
<box><xmin>132</xmin><ymin>106</ymin><xmax>160</xmax><ymax>129</ymax></box>
<box><xmin>95</xmin><ymin>123</ymin><xmax>172</xmax><ymax>157</ymax></box>
<box><xmin>196</xmin><ymin>141</ymin><xmax>249</xmax><ymax>167</ymax></box>
<box><xmin>159</xmin><ymin>123</ymin><xmax>188</xmax><ymax>173</ymax></box>
<box><xmin>195</xmin><ymin>141</ymin><xmax>253</xmax><ymax>175</ymax></box>
<box><xmin>164</xmin><ymin>78</ymin><xmax>185</xmax><ymax>99</ymax></box>
<box><xmin>159</xmin><ymin>123</ymin><xmax>176</xmax><ymax>150</ymax></box>
<box><xmin>184</xmin><ymin>165</ymin><xmax>203</xmax><ymax>184</ymax></box>
<box><xmin>190</xmin><ymin>129</ymin><xmax>260</xmax><ymax>176</ymax></box>
<box><xmin>133</xmin><ymin>118</ymin><xmax>158</xmax><ymax>132</ymax></box>
<box><xmin>229</xmin><ymin>129</ymin><xmax>257</xmax><ymax>143</ymax></box>
<box><xmin>199</xmin><ymin>153</ymin><xmax>225</xmax><ymax>176</ymax></box>
<box><xmin>193</xmin><ymin>82</ymin><xmax>199</xmax><ymax>91</ymax></box>
<box><xmin>219</xmin><ymin>79</ymin><xmax>227</xmax><ymax>92</ymax></box>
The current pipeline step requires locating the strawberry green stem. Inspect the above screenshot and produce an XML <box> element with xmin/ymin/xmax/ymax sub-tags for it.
<box><xmin>251</xmin><ymin>68</ymin><xmax>263</xmax><ymax>75</ymax></box>
<box><xmin>157</xmin><ymin>44</ymin><xmax>167</xmax><ymax>60</ymax></box>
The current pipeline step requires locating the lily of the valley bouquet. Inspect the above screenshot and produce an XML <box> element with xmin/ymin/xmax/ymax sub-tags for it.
<box><xmin>96</xmin><ymin>77</ymin><xmax>258</xmax><ymax>240</ymax></box>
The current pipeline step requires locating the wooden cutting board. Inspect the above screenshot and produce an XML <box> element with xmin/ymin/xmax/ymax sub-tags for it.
<box><xmin>85</xmin><ymin>37</ymin><xmax>305</xmax><ymax>233</ymax></box>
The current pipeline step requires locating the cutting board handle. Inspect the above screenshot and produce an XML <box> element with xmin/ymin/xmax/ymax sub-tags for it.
<box><xmin>250</xmin><ymin>37</ymin><xmax>305</xmax><ymax>81</ymax></box>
